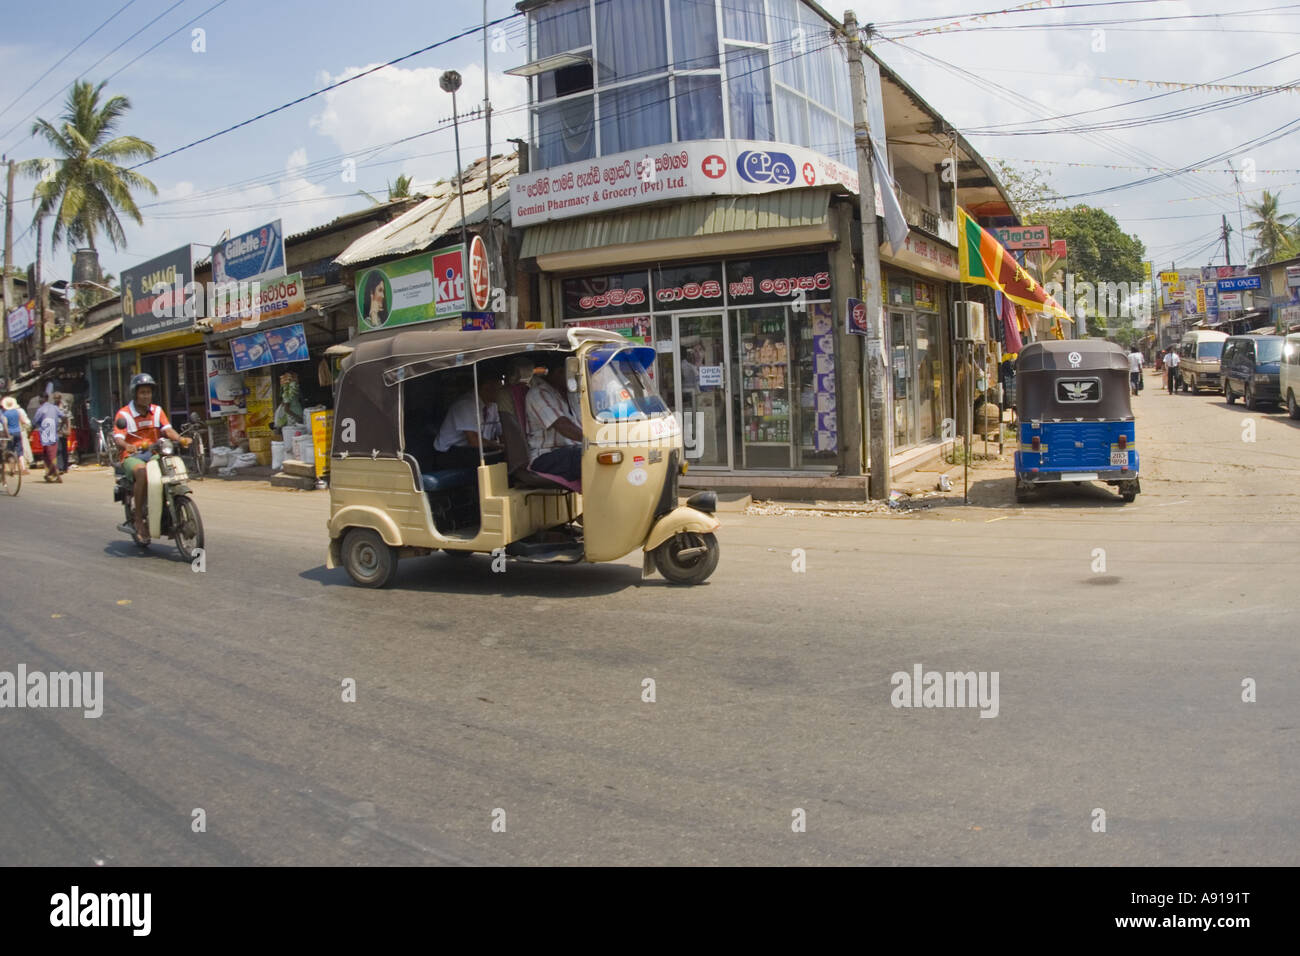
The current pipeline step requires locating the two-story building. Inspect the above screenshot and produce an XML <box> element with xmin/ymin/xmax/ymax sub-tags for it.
<box><xmin>508</xmin><ymin>0</ymin><xmax>1017</xmax><ymax>489</ymax></box>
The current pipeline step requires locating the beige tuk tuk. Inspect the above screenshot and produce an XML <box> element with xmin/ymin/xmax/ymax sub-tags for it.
<box><xmin>326</xmin><ymin>327</ymin><xmax>720</xmax><ymax>587</ymax></box>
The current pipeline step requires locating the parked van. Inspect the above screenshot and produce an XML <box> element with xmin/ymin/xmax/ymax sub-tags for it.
<box><xmin>1221</xmin><ymin>335</ymin><xmax>1285</xmax><ymax>410</ymax></box>
<box><xmin>1177</xmin><ymin>329</ymin><xmax>1228</xmax><ymax>393</ymax></box>
<box><xmin>1281</xmin><ymin>332</ymin><xmax>1300</xmax><ymax>419</ymax></box>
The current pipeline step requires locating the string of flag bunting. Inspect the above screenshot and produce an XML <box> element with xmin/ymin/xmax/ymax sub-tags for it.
<box><xmin>899</xmin><ymin>0</ymin><xmax>1059</xmax><ymax>38</ymax></box>
<box><xmin>1100</xmin><ymin>76</ymin><xmax>1300</xmax><ymax>95</ymax></box>
<box><xmin>991</xmin><ymin>157</ymin><xmax>1300</xmax><ymax>175</ymax></box>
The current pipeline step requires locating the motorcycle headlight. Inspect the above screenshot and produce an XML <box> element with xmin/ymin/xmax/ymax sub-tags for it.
<box><xmin>158</xmin><ymin>438</ymin><xmax>175</xmax><ymax>456</ymax></box>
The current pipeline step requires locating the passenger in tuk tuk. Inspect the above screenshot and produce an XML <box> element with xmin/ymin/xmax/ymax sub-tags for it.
<box><xmin>432</xmin><ymin>370</ymin><xmax>504</xmax><ymax>470</ymax></box>
<box><xmin>525</xmin><ymin>358</ymin><xmax>583</xmax><ymax>484</ymax></box>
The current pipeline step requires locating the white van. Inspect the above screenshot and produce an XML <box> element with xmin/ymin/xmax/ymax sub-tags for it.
<box><xmin>1281</xmin><ymin>333</ymin><xmax>1300</xmax><ymax>419</ymax></box>
<box><xmin>1177</xmin><ymin>329</ymin><xmax>1229</xmax><ymax>393</ymax></box>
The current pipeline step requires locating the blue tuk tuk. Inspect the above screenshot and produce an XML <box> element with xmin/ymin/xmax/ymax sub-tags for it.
<box><xmin>1014</xmin><ymin>340</ymin><xmax>1140</xmax><ymax>503</ymax></box>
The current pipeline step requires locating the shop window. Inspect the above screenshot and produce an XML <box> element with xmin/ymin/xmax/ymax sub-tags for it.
<box><xmin>536</xmin><ymin>95</ymin><xmax>596</xmax><ymax>168</ymax></box>
<box><xmin>774</xmin><ymin>86</ymin><xmax>809</xmax><ymax>149</ymax></box>
<box><xmin>535</xmin><ymin>0</ymin><xmax>592</xmax><ymax>61</ymax></box>
<box><xmin>723</xmin><ymin>0</ymin><xmax>767</xmax><ymax>43</ymax></box>
<box><xmin>768</xmin><ymin>0</ymin><xmax>805</xmax><ymax>91</ymax></box>
<box><xmin>670</xmin><ymin>0</ymin><xmax>718</xmax><ymax>70</ymax></box>
<box><xmin>675</xmin><ymin>75</ymin><xmax>724</xmax><ymax>141</ymax></box>
<box><xmin>725</xmin><ymin>46</ymin><xmax>773</xmax><ymax>141</ymax></box>
<box><xmin>539</xmin><ymin>61</ymin><xmax>594</xmax><ymax>102</ymax></box>
<box><xmin>596</xmin><ymin>0</ymin><xmax>668</xmax><ymax>83</ymax></box>
<box><xmin>599</xmin><ymin>79</ymin><xmax>670</xmax><ymax>154</ymax></box>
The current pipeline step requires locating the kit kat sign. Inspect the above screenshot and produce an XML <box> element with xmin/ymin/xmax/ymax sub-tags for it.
<box><xmin>512</xmin><ymin>140</ymin><xmax>859</xmax><ymax>228</ymax></box>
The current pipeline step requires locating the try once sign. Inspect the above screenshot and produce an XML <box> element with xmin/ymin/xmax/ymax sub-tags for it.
<box><xmin>991</xmin><ymin>225</ymin><xmax>1052</xmax><ymax>251</ymax></box>
<box><xmin>1217</xmin><ymin>275</ymin><xmax>1261</xmax><ymax>292</ymax></box>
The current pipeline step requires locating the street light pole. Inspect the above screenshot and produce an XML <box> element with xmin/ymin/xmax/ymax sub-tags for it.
<box><xmin>440</xmin><ymin>71</ymin><xmax>471</xmax><ymax>256</ymax></box>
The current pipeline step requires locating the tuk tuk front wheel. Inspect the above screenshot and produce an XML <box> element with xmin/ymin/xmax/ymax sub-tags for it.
<box><xmin>342</xmin><ymin>527</ymin><xmax>398</xmax><ymax>588</ymax></box>
<box><xmin>653</xmin><ymin>532</ymin><xmax>719</xmax><ymax>586</ymax></box>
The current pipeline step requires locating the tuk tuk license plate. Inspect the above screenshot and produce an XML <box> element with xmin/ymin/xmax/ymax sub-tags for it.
<box><xmin>1110</xmin><ymin>452</ymin><xmax>1127</xmax><ymax>466</ymax></box>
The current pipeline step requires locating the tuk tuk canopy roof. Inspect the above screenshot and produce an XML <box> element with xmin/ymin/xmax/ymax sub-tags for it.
<box><xmin>334</xmin><ymin>326</ymin><xmax>628</xmax><ymax>461</ymax></box>
<box><xmin>1015</xmin><ymin>339</ymin><xmax>1134</xmax><ymax>421</ymax></box>
<box><xmin>1016</xmin><ymin>339</ymin><xmax>1131</xmax><ymax>373</ymax></box>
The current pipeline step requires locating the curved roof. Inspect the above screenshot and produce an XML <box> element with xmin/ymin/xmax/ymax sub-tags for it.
<box><xmin>1017</xmin><ymin>339</ymin><xmax>1129</xmax><ymax>372</ymax></box>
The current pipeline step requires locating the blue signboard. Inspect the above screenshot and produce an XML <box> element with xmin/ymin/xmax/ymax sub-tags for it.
<box><xmin>213</xmin><ymin>219</ymin><xmax>285</xmax><ymax>286</ymax></box>
<box><xmin>230</xmin><ymin>322</ymin><xmax>309</xmax><ymax>372</ymax></box>
<box><xmin>1218</xmin><ymin>275</ymin><xmax>1261</xmax><ymax>292</ymax></box>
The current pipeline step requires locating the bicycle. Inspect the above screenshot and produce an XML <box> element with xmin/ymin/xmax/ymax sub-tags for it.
<box><xmin>177</xmin><ymin>421</ymin><xmax>208</xmax><ymax>479</ymax></box>
<box><xmin>1</xmin><ymin>436</ymin><xmax>22</xmax><ymax>497</ymax></box>
<box><xmin>91</xmin><ymin>414</ymin><xmax>115</xmax><ymax>467</ymax></box>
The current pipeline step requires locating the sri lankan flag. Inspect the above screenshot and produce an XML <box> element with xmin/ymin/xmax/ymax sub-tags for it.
<box><xmin>958</xmin><ymin>207</ymin><xmax>1070</xmax><ymax>326</ymax></box>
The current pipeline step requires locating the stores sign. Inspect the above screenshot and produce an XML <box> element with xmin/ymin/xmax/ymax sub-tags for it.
<box><xmin>511</xmin><ymin>140</ymin><xmax>859</xmax><ymax>228</ymax></box>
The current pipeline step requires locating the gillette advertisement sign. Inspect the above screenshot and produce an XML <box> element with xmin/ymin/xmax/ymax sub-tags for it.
<box><xmin>213</xmin><ymin>219</ymin><xmax>286</xmax><ymax>286</ymax></box>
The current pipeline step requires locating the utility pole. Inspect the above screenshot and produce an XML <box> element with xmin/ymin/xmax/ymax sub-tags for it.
<box><xmin>1221</xmin><ymin>214</ymin><xmax>1232</xmax><ymax>267</ymax></box>
<box><xmin>35</xmin><ymin>217</ymin><xmax>43</xmax><ymax>368</ymax></box>
<box><xmin>483</xmin><ymin>0</ymin><xmax>494</xmax><ymax>299</ymax></box>
<box><xmin>844</xmin><ymin>9</ymin><xmax>890</xmax><ymax>500</ymax></box>
<box><xmin>3</xmin><ymin>157</ymin><xmax>15</xmax><ymax>381</ymax></box>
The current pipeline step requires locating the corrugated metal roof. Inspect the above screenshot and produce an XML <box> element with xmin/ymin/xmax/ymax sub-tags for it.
<box><xmin>334</xmin><ymin>152</ymin><xmax>518</xmax><ymax>266</ymax></box>
<box><xmin>519</xmin><ymin>189</ymin><xmax>832</xmax><ymax>258</ymax></box>
<box><xmin>43</xmin><ymin>317</ymin><xmax>124</xmax><ymax>357</ymax></box>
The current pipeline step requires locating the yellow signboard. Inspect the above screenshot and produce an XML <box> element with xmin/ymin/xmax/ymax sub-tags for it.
<box><xmin>1196</xmin><ymin>287</ymin><xmax>1207</xmax><ymax>313</ymax></box>
<box><xmin>1159</xmin><ymin>271</ymin><xmax>1179</xmax><ymax>285</ymax></box>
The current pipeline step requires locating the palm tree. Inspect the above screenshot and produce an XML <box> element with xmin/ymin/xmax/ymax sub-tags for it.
<box><xmin>1244</xmin><ymin>190</ymin><xmax>1297</xmax><ymax>265</ymax></box>
<box><xmin>387</xmin><ymin>174</ymin><xmax>413</xmax><ymax>200</ymax></box>
<box><xmin>19</xmin><ymin>80</ymin><xmax>157</xmax><ymax>253</ymax></box>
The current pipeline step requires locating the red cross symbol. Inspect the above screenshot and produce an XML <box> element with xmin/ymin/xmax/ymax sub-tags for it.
<box><xmin>702</xmin><ymin>154</ymin><xmax>727</xmax><ymax>178</ymax></box>
<box><xmin>802</xmin><ymin>162</ymin><xmax>816</xmax><ymax>185</ymax></box>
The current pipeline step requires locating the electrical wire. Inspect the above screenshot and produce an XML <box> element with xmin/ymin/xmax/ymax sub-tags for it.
<box><xmin>0</xmin><ymin>0</ymin><xmax>139</xmax><ymax>121</ymax></box>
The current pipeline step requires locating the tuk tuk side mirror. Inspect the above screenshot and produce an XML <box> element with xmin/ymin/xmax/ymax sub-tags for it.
<box><xmin>565</xmin><ymin>355</ymin><xmax>580</xmax><ymax>394</ymax></box>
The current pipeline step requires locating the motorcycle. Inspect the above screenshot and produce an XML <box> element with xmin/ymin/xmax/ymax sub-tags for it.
<box><xmin>113</xmin><ymin>436</ymin><xmax>205</xmax><ymax>559</ymax></box>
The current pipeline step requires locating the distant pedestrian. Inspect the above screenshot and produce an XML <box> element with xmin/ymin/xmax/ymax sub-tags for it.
<box><xmin>1128</xmin><ymin>346</ymin><xmax>1144</xmax><ymax>395</ymax></box>
<box><xmin>1162</xmin><ymin>348</ymin><xmax>1181</xmax><ymax>393</ymax></box>
<box><xmin>56</xmin><ymin>392</ymin><xmax>72</xmax><ymax>472</ymax></box>
<box><xmin>33</xmin><ymin>394</ymin><xmax>66</xmax><ymax>482</ymax></box>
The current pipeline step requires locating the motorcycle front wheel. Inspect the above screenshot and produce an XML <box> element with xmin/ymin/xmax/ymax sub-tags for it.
<box><xmin>172</xmin><ymin>495</ymin><xmax>204</xmax><ymax>561</ymax></box>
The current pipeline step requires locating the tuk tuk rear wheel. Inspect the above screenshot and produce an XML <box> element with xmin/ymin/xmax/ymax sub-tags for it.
<box><xmin>342</xmin><ymin>527</ymin><xmax>398</xmax><ymax>588</ymax></box>
<box><xmin>653</xmin><ymin>532</ymin><xmax>719</xmax><ymax>586</ymax></box>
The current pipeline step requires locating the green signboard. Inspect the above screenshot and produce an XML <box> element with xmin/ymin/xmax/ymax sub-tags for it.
<box><xmin>356</xmin><ymin>244</ymin><xmax>467</xmax><ymax>333</ymax></box>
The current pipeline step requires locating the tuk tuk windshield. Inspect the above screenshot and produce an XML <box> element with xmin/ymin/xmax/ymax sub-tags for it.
<box><xmin>587</xmin><ymin>347</ymin><xmax>669</xmax><ymax>422</ymax></box>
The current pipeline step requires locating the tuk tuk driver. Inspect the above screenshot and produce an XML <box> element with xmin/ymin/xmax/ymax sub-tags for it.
<box><xmin>433</xmin><ymin>374</ymin><xmax>503</xmax><ymax>470</ymax></box>
<box><xmin>113</xmin><ymin>373</ymin><xmax>190</xmax><ymax>544</ymax></box>
<box><xmin>525</xmin><ymin>360</ymin><xmax>583</xmax><ymax>484</ymax></box>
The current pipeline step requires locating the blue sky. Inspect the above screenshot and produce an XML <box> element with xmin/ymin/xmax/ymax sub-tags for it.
<box><xmin>2</xmin><ymin>0</ymin><xmax>1298</xmax><ymax>287</ymax></box>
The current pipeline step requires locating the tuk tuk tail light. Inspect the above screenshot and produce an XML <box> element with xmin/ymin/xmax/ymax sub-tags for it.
<box><xmin>597</xmin><ymin>451</ymin><xmax>623</xmax><ymax>465</ymax></box>
<box><xmin>1117</xmin><ymin>434</ymin><xmax>1127</xmax><ymax>449</ymax></box>
<box><xmin>1031</xmin><ymin>436</ymin><xmax>1041</xmax><ymax>452</ymax></box>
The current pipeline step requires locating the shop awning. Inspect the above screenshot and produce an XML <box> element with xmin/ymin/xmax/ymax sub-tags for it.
<box><xmin>42</xmin><ymin>317</ymin><xmax>123</xmax><ymax>358</ymax></box>
<box><xmin>520</xmin><ymin>189</ymin><xmax>835</xmax><ymax>272</ymax></box>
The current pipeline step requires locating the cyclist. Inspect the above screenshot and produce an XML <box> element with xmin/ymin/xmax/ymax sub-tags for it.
<box><xmin>2</xmin><ymin>396</ymin><xmax>31</xmax><ymax>476</ymax></box>
<box><xmin>112</xmin><ymin>374</ymin><xmax>189</xmax><ymax>543</ymax></box>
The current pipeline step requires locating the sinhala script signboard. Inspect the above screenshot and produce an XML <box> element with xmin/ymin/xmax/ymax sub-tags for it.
<box><xmin>510</xmin><ymin>140</ymin><xmax>859</xmax><ymax>228</ymax></box>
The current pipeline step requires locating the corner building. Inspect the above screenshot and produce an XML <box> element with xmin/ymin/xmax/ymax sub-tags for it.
<box><xmin>512</xmin><ymin>0</ymin><xmax>1015</xmax><ymax>484</ymax></box>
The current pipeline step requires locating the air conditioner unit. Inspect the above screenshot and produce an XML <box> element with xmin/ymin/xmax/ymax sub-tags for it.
<box><xmin>953</xmin><ymin>301</ymin><xmax>986</xmax><ymax>341</ymax></box>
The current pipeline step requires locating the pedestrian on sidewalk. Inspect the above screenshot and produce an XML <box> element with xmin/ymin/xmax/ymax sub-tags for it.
<box><xmin>33</xmin><ymin>393</ymin><xmax>66</xmax><ymax>482</ymax></box>
<box><xmin>1162</xmin><ymin>348</ymin><xmax>1181</xmax><ymax>393</ymax></box>
<box><xmin>56</xmin><ymin>391</ymin><xmax>72</xmax><ymax>472</ymax></box>
<box><xmin>1128</xmin><ymin>346</ymin><xmax>1144</xmax><ymax>395</ymax></box>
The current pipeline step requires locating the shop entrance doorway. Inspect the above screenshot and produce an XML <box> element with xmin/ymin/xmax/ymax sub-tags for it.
<box><xmin>656</xmin><ymin>312</ymin><xmax>731</xmax><ymax>468</ymax></box>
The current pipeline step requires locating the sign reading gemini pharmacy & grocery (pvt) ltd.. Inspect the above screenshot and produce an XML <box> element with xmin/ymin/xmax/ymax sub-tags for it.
<box><xmin>510</xmin><ymin>140</ymin><xmax>859</xmax><ymax>228</ymax></box>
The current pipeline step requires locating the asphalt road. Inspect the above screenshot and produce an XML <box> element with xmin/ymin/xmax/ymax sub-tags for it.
<box><xmin>2</xmin><ymin>368</ymin><xmax>1297</xmax><ymax>865</ymax></box>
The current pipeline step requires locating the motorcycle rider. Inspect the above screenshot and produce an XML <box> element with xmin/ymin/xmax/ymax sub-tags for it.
<box><xmin>113</xmin><ymin>373</ymin><xmax>189</xmax><ymax>544</ymax></box>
